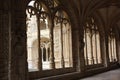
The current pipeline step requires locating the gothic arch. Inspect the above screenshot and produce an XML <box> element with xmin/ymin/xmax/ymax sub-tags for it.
<box><xmin>92</xmin><ymin>11</ymin><xmax>105</xmax><ymax>36</ymax></box>
<box><xmin>107</xmin><ymin>11</ymin><xmax>120</xmax><ymax>40</ymax></box>
<box><xmin>26</xmin><ymin>0</ymin><xmax>74</xmax><ymax>79</ymax></box>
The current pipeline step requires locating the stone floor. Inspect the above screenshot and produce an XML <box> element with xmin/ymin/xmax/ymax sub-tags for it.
<box><xmin>80</xmin><ymin>69</ymin><xmax>120</xmax><ymax>80</ymax></box>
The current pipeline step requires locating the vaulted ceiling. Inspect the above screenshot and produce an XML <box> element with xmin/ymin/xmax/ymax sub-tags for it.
<box><xmin>12</xmin><ymin>0</ymin><xmax>120</xmax><ymax>38</ymax></box>
<box><xmin>57</xmin><ymin>0</ymin><xmax>120</xmax><ymax>38</ymax></box>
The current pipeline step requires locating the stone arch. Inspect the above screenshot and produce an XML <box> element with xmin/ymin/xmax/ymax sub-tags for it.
<box><xmin>109</xmin><ymin>12</ymin><xmax>120</xmax><ymax>40</ymax></box>
<box><xmin>92</xmin><ymin>11</ymin><xmax>106</xmax><ymax>36</ymax></box>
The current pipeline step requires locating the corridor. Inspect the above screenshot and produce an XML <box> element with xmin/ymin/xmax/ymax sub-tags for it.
<box><xmin>81</xmin><ymin>69</ymin><xmax>120</xmax><ymax>80</ymax></box>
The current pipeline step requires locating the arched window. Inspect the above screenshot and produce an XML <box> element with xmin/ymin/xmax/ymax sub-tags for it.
<box><xmin>108</xmin><ymin>28</ymin><xmax>117</xmax><ymax>62</ymax></box>
<box><xmin>26</xmin><ymin>0</ymin><xmax>51</xmax><ymax>71</ymax></box>
<box><xmin>54</xmin><ymin>10</ymin><xmax>73</xmax><ymax>68</ymax></box>
<box><xmin>84</xmin><ymin>17</ymin><xmax>102</xmax><ymax>66</ymax></box>
<box><xmin>26</xmin><ymin>0</ymin><xmax>73</xmax><ymax>73</ymax></box>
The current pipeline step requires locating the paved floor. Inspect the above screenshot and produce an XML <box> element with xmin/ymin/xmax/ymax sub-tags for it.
<box><xmin>81</xmin><ymin>69</ymin><xmax>120</xmax><ymax>80</ymax></box>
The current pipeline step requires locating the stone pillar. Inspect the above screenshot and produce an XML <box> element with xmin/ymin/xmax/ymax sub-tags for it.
<box><xmin>72</xmin><ymin>29</ymin><xmax>80</xmax><ymax>71</ymax></box>
<box><xmin>10</xmin><ymin>0</ymin><xmax>28</xmax><ymax>80</ymax></box>
<box><xmin>60</xmin><ymin>23</ymin><xmax>65</xmax><ymax>68</ymax></box>
<box><xmin>46</xmin><ymin>46</ymin><xmax>49</xmax><ymax>61</ymax></box>
<box><xmin>84</xmin><ymin>29</ymin><xmax>89</xmax><ymax>65</ymax></box>
<box><xmin>36</xmin><ymin>16</ymin><xmax>42</xmax><ymax>71</ymax></box>
<box><xmin>79</xmin><ymin>30</ymin><xmax>86</xmax><ymax>72</ymax></box>
<box><xmin>49</xmin><ymin>18</ymin><xmax>55</xmax><ymax>69</ymax></box>
<box><xmin>41</xmin><ymin>47</ymin><xmax>43</xmax><ymax>62</ymax></box>
<box><xmin>119</xmin><ymin>41</ymin><xmax>120</xmax><ymax>64</ymax></box>
<box><xmin>67</xmin><ymin>26</ymin><xmax>72</xmax><ymax>67</ymax></box>
<box><xmin>0</xmin><ymin>11</ymin><xmax>9</xmax><ymax>80</ymax></box>
<box><xmin>90</xmin><ymin>31</ymin><xmax>94</xmax><ymax>64</ymax></box>
<box><xmin>116</xmin><ymin>39</ymin><xmax>120</xmax><ymax>64</ymax></box>
<box><xmin>103</xmin><ymin>34</ymin><xmax>109</xmax><ymax>67</ymax></box>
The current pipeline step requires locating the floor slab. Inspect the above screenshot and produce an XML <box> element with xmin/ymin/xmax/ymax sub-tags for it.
<box><xmin>81</xmin><ymin>69</ymin><xmax>120</xmax><ymax>80</ymax></box>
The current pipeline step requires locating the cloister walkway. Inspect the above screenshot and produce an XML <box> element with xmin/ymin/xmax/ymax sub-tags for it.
<box><xmin>81</xmin><ymin>69</ymin><xmax>120</xmax><ymax>80</ymax></box>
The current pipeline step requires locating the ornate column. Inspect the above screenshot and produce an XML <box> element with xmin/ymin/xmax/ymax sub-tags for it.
<box><xmin>90</xmin><ymin>30</ymin><xmax>94</xmax><ymax>64</ymax></box>
<box><xmin>84</xmin><ymin>28</ymin><xmax>88</xmax><ymax>65</ymax></box>
<box><xmin>60</xmin><ymin>21</ymin><xmax>65</xmax><ymax>68</ymax></box>
<box><xmin>49</xmin><ymin>17</ymin><xmax>55</xmax><ymax>69</ymax></box>
<box><xmin>41</xmin><ymin>47</ymin><xmax>43</xmax><ymax>62</ymax></box>
<box><xmin>36</xmin><ymin>16</ymin><xmax>42</xmax><ymax>70</ymax></box>
<box><xmin>94</xmin><ymin>30</ymin><xmax>98</xmax><ymax>64</ymax></box>
<box><xmin>68</xmin><ymin>25</ymin><xmax>73</xmax><ymax>67</ymax></box>
<box><xmin>46</xmin><ymin>45</ymin><xmax>49</xmax><ymax>61</ymax></box>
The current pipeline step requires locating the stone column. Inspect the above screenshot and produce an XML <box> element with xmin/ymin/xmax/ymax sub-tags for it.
<box><xmin>116</xmin><ymin>39</ymin><xmax>120</xmax><ymax>64</ymax></box>
<box><xmin>79</xmin><ymin>32</ymin><xmax>86</xmax><ymax>72</ymax></box>
<box><xmin>10</xmin><ymin>0</ymin><xmax>28</xmax><ymax>80</ymax></box>
<box><xmin>49</xmin><ymin>17</ymin><xmax>55</xmax><ymax>69</ymax></box>
<box><xmin>0</xmin><ymin>11</ymin><xmax>9</xmax><ymax>80</ymax></box>
<box><xmin>72</xmin><ymin>29</ymin><xmax>80</xmax><ymax>71</ymax></box>
<box><xmin>84</xmin><ymin>29</ymin><xmax>89</xmax><ymax>65</ymax></box>
<box><xmin>119</xmin><ymin>40</ymin><xmax>120</xmax><ymax>64</ymax></box>
<box><xmin>103</xmin><ymin>34</ymin><xmax>109</xmax><ymax>67</ymax></box>
<box><xmin>90</xmin><ymin>31</ymin><xmax>94</xmax><ymax>64</ymax></box>
<box><xmin>46</xmin><ymin>46</ymin><xmax>49</xmax><ymax>61</ymax></box>
<box><xmin>41</xmin><ymin>47</ymin><xmax>43</xmax><ymax>62</ymax></box>
<box><xmin>36</xmin><ymin>16</ymin><xmax>42</xmax><ymax>71</ymax></box>
<box><xmin>60</xmin><ymin>23</ymin><xmax>65</xmax><ymax>68</ymax></box>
